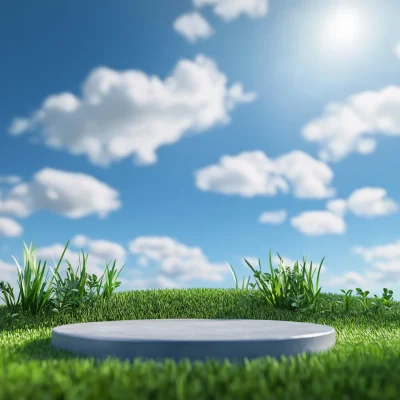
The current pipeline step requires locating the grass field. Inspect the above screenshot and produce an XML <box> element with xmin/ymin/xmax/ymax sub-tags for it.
<box><xmin>1</xmin><ymin>241</ymin><xmax>400</xmax><ymax>399</ymax></box>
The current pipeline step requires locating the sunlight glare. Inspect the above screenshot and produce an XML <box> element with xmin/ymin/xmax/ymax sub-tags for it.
<box><xmin>320</xmin><ymin>6</ymin><xmax>365</xmax><ymax>54</ymax></box>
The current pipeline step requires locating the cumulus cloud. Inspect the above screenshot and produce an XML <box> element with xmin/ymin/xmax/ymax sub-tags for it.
<box><xmin>258</xmin><ymin>209</ymin><xmax>287</xmax><ymax>224</ymax></box>
<box><xmin>0</xmin><ymin>168</ymin><xmax>120</xmax><ymax>219</ymax></box>
<box><xmin>195</xmin><ymin>150</ymin><xmax>336</xmax><ymax>199</ymax></box>
<box><xmin>193</xmin><ymin>0</ymin><xmax>269</xmax><ymax>22</ymax></box>
<box><xmin>129</xmin><ymin>236</ymin><xmax>229</xmax><ymax>283</ymax></box>
<box><xmin>325</xmin><ymin>270</ymin><xmax>384</xmax><ymax>290</ymax></box>
<box><xmin>394</xmin><ymin>42</ymin><xmax>400</xmax><ymax>59</ymax></box>
<box><xmin>326</xmin><ymin>198</ymin><xmax>347</xmax><ymax>217</ymax></box>
<box><xmin>0</xmin><ymin>175</ymin><xmax>22</xmax><ymax>185</ymax></box>
<box><xmin>326</xmin><ymin>187</ymin><xmax>398</xmax><ymax>219</ymax></box>
<box><xmin>290</xmin><ymin>211</ymin><xmax>346</xmax><ymax>236</ymax></box>
<box><xmin>0</xmin><ymin>217</ymin><xmax>23</xmax><ymax>237</ymax></box>
<box><xmin>290</xmin><ymin>187</ymin><xmax>397</xmax><ymax>238</ymax></box>
<box><xmin>326</xmin><ymin>239</ymin><xmax>400</xmax><ymax>289</ymax></box>
<box><xmin>174</xmin><ymin>12</ymin><xmax>214</xmax><ymax>43</ymax></box>
<box><xmin>352</xmin><ymin>240</ymin><xmax>400</xmax><ymax>263</ymax></box>
<box><xmin>71</xmin><ymin>235</ymin><xmax>127</xmax><ymax>266</ymax></box>
<box><xmin>346</xmin><ymin>187</ymin><xmax>398</xmax><ymax>218</ymax></box>
<box><xmin>9</xmin><ymin>55</ymin><xmax>256</xmax><ymax>167</ymax></box>
<box><xmin>301</xmin><ymin>86</ymin><xmax>400</xmax><ymax>162</ymax></box>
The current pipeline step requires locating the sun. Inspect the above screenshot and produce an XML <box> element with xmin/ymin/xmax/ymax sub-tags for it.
<box><xmin>320</xmin><ymin>6</ymin><xmax>365</xmax><ymax>53</ymax></box>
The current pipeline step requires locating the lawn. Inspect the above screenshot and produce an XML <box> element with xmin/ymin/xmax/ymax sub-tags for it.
<box><xmin>0</xmin><ymin>241</ymin><xmax>399</xmax><ymax>399</ymax></box>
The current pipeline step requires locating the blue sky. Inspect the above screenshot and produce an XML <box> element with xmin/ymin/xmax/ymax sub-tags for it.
<box><xmin>2</xmin><ymin>0</ymin><xmax>400</xmax><ymax>305</ymax></box>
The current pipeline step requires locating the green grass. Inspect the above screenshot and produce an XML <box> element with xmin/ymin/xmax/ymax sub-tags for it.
<box><xmin>1</xmin><ymin>241</ymin><xmax>400</xmax><ymax>399</ymax></box>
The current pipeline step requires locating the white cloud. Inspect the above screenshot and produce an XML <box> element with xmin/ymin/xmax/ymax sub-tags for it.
<box><xmin>352</xmin><ymin>240</ymin><xmax>400</xmax><ymax>263</ymax></box>
<box><xmin>291</xmin><ymin>211</ymin><xmax>346</xmax><ymax>236</ymax></box>
<box><xmin>9</xmin><ymin>55</ymin><xmax>256</xmax><ymax>167</ymax></box>
<box><xmin>0</xmin><ymin>168</ymin><xmax>120</xmax><ymax>219</ymax></box>
<box><xmin>129</xmin><ymin>236</ymin><xmax>229</xmax><ymax>283</ymax></box>
<box><xmin>9</xmin><ymin>119</ymin><xmax>30</xmax><ymax>135</ymax></box>
<box><xmin>174</xmin><ymin>12</ymin><xmax>214</xmax><ymax>43</ymax></box>
<box><xmin>347</xmin><ymin>187</ymin><xmax>398</xmax><ymax>218</ymax></box>
<box><xmin>0</xmin><ymin>175</ymin><xmax>22</xmax><ymax>185</ymax></box>
<box><xmin>394</xmin><ymin>42</ymin><xmax>400</xmax><ymax>59</ymax></box>
<box><xmin>301</xmin><ymin>86</ymin><xmax>400</xmax><ymax>162</ymax></box>
<box><xmin>324</xmin><ymin>270</ymin><xmax>384</xmax><ymax>290</ymax></box>
<box><xmin>195</xmin><ymin>150</ymin><xmax>336</xmax><ymax>198</ymax></box>
<box><xmin>330</xmin><ymin>239</ymin><xmax>400</xmax><ymax>289</ymax></box>
<box><xmin>326</xmin><ymin>198</ymin><xmax>347</xmax><ymax>217</ymax></box>
<box><xmin>0</xmin><ymin>217</ymin><xmax>23</xmax><ymax>237</ymax></box>
<box><xmin>326</xmin><ymin>187</ymin><xmax>398</xmax><ymax>219</ymax></box>
<box><xmin>193</xmin><ymin>0</ymin><xmax>269</xmax><ymax>22</ymax></box>
<box><xmin>289</xmin><ymin>187</ymin><xmax>397</xmax><ymax>238</ymax></box>
<box><xmin>258</xmin><ymin>209</ymin><xmax>287</xmax><ymax>224</ymax></box>
<box><xmin>137</xmin><ymin>256</ymin><xmax>150</xmax><ymax>267</ymax></box>
<box><xmin>71</xmin><ymin>235</ymin><xmax>127</xmax><ymax>266</ymax></box>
